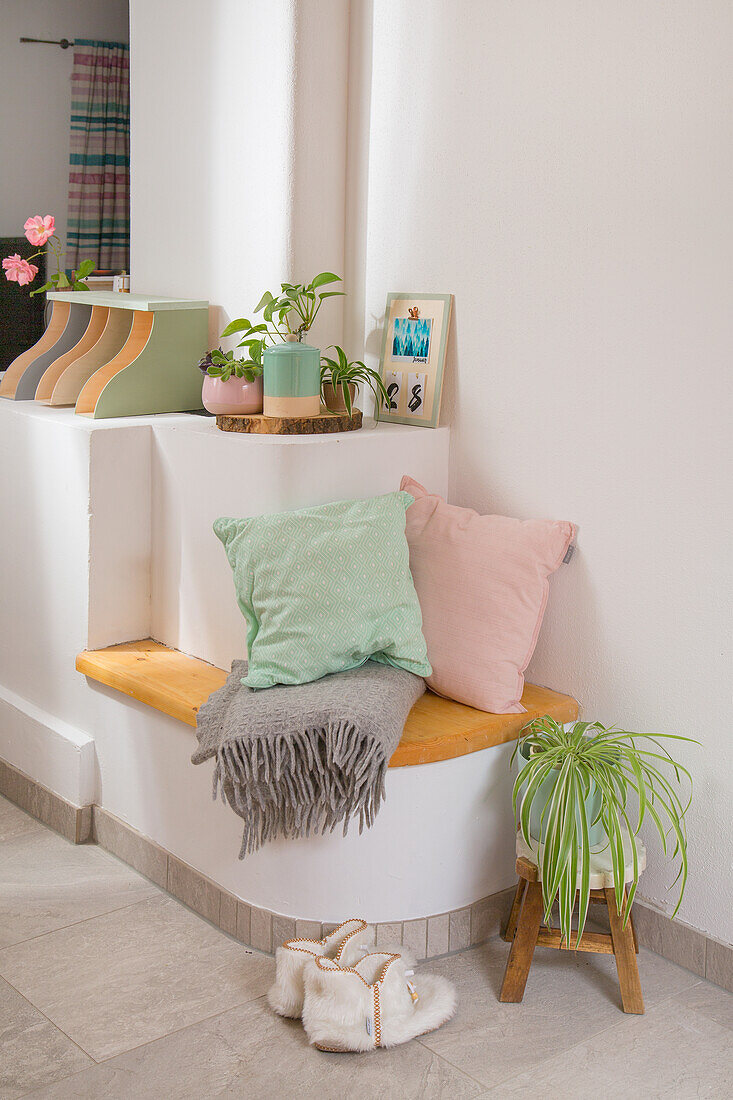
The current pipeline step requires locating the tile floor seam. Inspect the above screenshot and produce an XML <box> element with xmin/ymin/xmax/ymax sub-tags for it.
<box><xmin>4</xmin><ymin>977</ymin><xmax>100</xmax><ymax>1068</ymax></box>
<box><xmin>411</xmin><ymin>1037</ymin><xmax>492</xmax><ymax>1090</ymax></box>
<box><xmin>15</xmin><ymin>1064</ymin><xmax>92</xmax><ymax>1100</ymax></box>
<box><xmin>0</xmin><ymin>892</ymin><xmax>162</xmax><ymax>959</ymax></box>
<box><xmin>486</xmin><ymin>983</ymin><xmax>726</xmax><ymax>1095</ymax></box>
<box><xmin>413</xmin><ymin>939</ymin><xmax>707</xmax><ymax>1086</ymax></box>
<box><xmin>460</xmin><ymin>974</ymin><xmax>709</xmax><ymax>1094</ymax></box>
<box><xmin>82</xmin><ymin>992</ymin><xmax>273</xmax><ymax>1067</ymax></box>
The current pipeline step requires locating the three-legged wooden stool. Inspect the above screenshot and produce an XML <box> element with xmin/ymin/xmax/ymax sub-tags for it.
<box><xmin>500</xmin><ymin>844</ymin><xmax>645</xmax><ymax>1014</ymax></box>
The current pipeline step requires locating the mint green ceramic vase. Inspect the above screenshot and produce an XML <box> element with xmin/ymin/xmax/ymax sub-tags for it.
<box><xmin>263</xmin><ymin>334</ymin><xmax>321</xmax><ymax>418</ymax></box>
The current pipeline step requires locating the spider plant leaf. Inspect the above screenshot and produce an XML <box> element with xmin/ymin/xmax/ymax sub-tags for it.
<box><xmin>550</xmin><ymin>761</ymin><xmax>577</xmax><ymax>910</ymax></box>
<box><xmin>625</xmin><ymin>878</ymin><xmax>638</xmax><ymax>925</ymax></box>
<box><xmin>663</xmin><ymin>809</ymin><xmax>689</xmax><ymax>916</ymax></box>
<box><xmin>570</xmin><ymin>721</ymin><xmax>591</xmax><ymax>747</ymax></box>
<box><xmin>574</xmin><ymin>778</ymin><xmax>592</xmax><ymax>946</ymax></box>
<box><xmin>558</xmin><ymin>863</ymin><xmax>572</xmax><ymax>946</ymax></box>
<box><xmin>516</xmin><ymin>758</ymin><xmax>555</xmax><ymax>843</ymax></box>
<box><xmin>625</xmin><ymin>750</ymin><xmax>647</xmax><ymax>831</ymax></box>
<box><xmin>644</xmin><ymin>799</ymin><xmax>669</xmax><ymax>857</ymax></box>
<box><xmin>563</xmin><ymin>777</ymin><xmax>580</xmax><ymax>945</ymax></box>
<box><xmin>609</xmin><ymin>802</ymin><xmax>627</xmax><ymax>915</ymax></box>
<box><xmin>342</xmin><ymin>380</ymin><xmax>352</xmax><ymax>416</ymax></box>
<box><xmin>541</xmin><ymin>758</ymin><xmax>572</xmax><ymax>915</ymax></box>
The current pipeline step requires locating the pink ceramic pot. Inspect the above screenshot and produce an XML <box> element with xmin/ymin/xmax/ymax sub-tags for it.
<box><xmin>202</xmin><ymin>374</ymin><xmax>263</xmax><ymax>415</ymax></box>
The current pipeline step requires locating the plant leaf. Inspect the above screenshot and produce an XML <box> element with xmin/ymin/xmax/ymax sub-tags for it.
<box><xmin>311</xmin><ymin>272</ymin><xmax>342</xmax><ymax>289</ymax></box>
<box><xmin>29</xmin><ymin>280</ymin><xmax>54</xmax><ymax>297</ymax></box>
<box><xmin>221</xmin><ymin>318</ymin><xmax>252</xmax><ymax>337</ymax></box>
<box><xmin>254</xmin><ymin>290</ymin><xmax>274</xmax><ymax>313</ymax></box>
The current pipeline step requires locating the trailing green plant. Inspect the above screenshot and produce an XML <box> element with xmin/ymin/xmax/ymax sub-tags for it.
<box><xmin>219</xmin><ymin>272</ymin><xmax>345</xmax><ymax>372</ymax></box>
<box><xmin>30</xmin><ymin>258</ymin><xmax>95</xmax><ymax>296</ymax></box>
<box><xmin>320</xmin><ymin>344</ymin><xmax>390</xmax><ymax>417</ymax></box>
<box><xmin>511</xmin><ymin>716</ymin><xmax>696</xmax><ymax>948</ymax></box>
<box><xmin>198</xmin><ymin>349</ymin><xmax>262</xmax><ymax>383</ymax></box>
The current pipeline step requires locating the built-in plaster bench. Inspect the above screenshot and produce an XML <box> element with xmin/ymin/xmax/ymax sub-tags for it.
<box><xmin>74</xmin><ymin>638</ymin><xmax>579</xmax><ymax>957</ymax></box>
<box><xmin>76</xmin><ymin>639</ymin><xmax>579</xmax><ymax>767</ymax></box>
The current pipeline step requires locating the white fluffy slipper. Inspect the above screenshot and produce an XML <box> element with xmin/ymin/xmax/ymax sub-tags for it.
<box><xmin>302</xmin><ymin>952</ymin><xmax>457</xmax><ymax>1052</ymax></box>
<box><xmin>267</xmin><ymin>918</ymin><xmax>367</xmax><ymax>1018</ymax></box>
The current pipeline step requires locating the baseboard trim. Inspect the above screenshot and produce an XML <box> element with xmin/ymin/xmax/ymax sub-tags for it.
<box><xmin>88</xmin><ymin>806</ymin><xmax>733</xmax><ymax>987</ymax></box>
<box><xmin>632</xmin><ymin>898</ymin><xmax>733</xmax><ymax>992</ymax></box>
<box><xmin>0</xmin><ymin>757</ymin><xmax>92</xmax><ymax>844</ymax></box>
<box><xmin>90</xmin><ymin>804</ymin><xmax>517</xmax><ymax>961</ymax></box>
<box><xmin>2</xmin><ymin>760</ymin><xmax>731</xmax><ymax>989</ymax></box>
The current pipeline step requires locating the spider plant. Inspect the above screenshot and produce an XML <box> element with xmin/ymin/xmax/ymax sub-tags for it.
<box><xmin>320</xmin><ymin>345</ymin><xmax>390</xmax><ymax>417</ymax></box>
<box><xmin>511</xmin><ymin>716</ymin><xmax>696</xmax><ymax>948</ymax></box>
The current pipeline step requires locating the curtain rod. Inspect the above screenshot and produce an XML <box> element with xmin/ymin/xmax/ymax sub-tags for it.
<box><xmin>20</xmin><ymin>37</ymin><xmax>73</xmax><ymax>49</ymax></box>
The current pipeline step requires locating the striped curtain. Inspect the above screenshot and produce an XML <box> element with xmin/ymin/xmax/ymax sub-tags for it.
<box><xmin>67</xmin><ymin>40</ymin><xmax>130</xmax><ymax>271</ymax></box>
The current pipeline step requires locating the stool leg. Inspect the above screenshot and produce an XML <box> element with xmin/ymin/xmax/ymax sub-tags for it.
<box><xmin>500</xmin><ymin>880</ymin><xmax>544</xmax><ymax>1003</ymax></box>
<box><xmin>630</xmin><ymin>909</ymin><xmax>639</xmax><ymax>954</ymax></box>
<box><xmin>502</xmin><ymin>879</ymin><xmax>527</xmax><ymax>942</ymax></box>
<box><xmin>605</xmin><ymin>888</ymin><xmax>644</xmax><ymax>1014</ymax></box>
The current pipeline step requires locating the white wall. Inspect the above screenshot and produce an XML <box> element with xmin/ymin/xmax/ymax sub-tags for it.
<box><xmin>0</xmin><ymin>0</ymin><xmax>129</xmax><ymax>267</ymax></box>
<box><xmin>129</xmin><ymin>0</ymin><xmax>349</xmax><ymax>351</ymax></box>
<box><xmin>347</xmin><ymin>1</ymin><xmax>733</xmax><ymax>942</ymax></box>
<box><xmin>150</xmin><ymin>422</ymin><xmax>450</xmax><ymax>671</ymax></box>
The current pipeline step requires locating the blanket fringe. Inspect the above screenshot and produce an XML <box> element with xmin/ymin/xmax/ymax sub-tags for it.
<box><xmin>211</xmin><ymin>722</ymin><xmax>389</xmax><ymax>857</ymax></box>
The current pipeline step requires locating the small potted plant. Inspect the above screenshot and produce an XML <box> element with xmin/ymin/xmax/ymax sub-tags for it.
<box><xmin>512</xmin><ymin>716</ymin><xmax>695</xmax><ymax>947</ymax></box>
<box><xmin>199</xmin><ymin>349</ymin><xmax>263</xmax><ymax>415</ymax></box>
<box><xmin>320</xmin><ymin>345</ymin><xmax>390</xmax><ymax>417</ymax></box>
<box><xmin>221</xmin><ymin>274</ymin><xmax>345</xmax><ymax>417</ymax></box>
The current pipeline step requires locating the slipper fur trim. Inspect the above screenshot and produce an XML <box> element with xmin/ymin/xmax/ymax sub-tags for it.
<box><xmin>267</xmin><ymin>918</ymin><xmax>366</xmax><ymax>1018</ymax></box>
<box><xmin>302</xmin><ymin>952</ymin><xmax>457</xmax><ymax>1052</ymax></box>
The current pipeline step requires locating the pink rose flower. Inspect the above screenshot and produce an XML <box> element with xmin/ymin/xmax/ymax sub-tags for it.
<box><xmin>24</xmin><ymin>214</ymin><xmax>55</xmax><ymax>247</ymax></box>
<box><xmin>2</xmin><ymin>254</ymin><xmax>39</xmax><ymax>286</ymax></box>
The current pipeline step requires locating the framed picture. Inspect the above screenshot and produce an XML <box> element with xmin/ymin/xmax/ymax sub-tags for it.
<box><xmin>377</xmin><ymin>292</ymin><xmax>452</xmax><ymax>427</ymax></box>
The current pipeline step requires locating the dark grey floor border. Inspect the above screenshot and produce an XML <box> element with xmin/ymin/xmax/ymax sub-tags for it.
<box><xmin>2</xmin><ymin>755</ymin><xmax>731</xmax><ymax>988</ymax></box>
<box><xmin>0</xmin><ymin>758</ymin><xmax>91</xmax><ymax>844</ymax></box>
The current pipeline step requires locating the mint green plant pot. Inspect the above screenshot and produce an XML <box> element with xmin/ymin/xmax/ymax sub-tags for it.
<box><xmin>517</xmin><ymin>741</ymin><xmax>607</xmax><ymax>848</ymax></box>
<box><xmin>263</xmin><ymin>336</ymin><xmax>320</xmax><ymax>418</ymax></box>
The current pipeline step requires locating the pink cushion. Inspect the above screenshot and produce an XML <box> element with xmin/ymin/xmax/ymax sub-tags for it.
<box><xmin>401</xmin><ymin>476</ymin><xmax>576</xmax><ymax>713</ymax></box>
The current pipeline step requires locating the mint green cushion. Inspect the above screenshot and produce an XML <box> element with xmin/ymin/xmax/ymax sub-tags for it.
<box><xmin>214</xmin><ymin>491</ymin><xmax>431</xmax><ymax>689</ymax></box>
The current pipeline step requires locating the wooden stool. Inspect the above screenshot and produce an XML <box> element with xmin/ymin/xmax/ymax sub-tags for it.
<box><xmin>500</xmin><ymin>840</ymin><xmax>645</xmax><ymax>1014</ymax></box>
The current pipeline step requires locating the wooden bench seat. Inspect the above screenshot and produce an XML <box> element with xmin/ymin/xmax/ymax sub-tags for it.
<box><xmin>76</xmin><ymin>639</ymin><xmax>579</xmax><ymax>767</ymax></box>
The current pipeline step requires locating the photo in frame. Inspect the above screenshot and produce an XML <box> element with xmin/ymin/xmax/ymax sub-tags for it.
<box><xmin>377</xmin><ymin>293</ymin><xmax>452</xmax><ymax>427</ymax></box>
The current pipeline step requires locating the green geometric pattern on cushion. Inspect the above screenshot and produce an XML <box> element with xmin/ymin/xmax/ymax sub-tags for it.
<box><xmin>214</xmin><ymin>490</ymin><xmax>431</xmax><ymax>689</ymax></box>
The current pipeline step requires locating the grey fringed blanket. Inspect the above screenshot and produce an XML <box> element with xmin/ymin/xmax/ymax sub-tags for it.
<box><xmin>192</xmin><ymin>660</ymin><xmax>425</xmax><ymax>856</ymax></box>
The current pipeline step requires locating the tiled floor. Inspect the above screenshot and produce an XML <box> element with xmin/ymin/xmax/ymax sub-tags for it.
<box><xmin>1</xmin><ymin>795</ymin><xmax>731</xmax><ymax>1099</ymax></box>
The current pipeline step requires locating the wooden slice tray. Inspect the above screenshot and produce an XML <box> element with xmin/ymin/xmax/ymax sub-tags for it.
<box><xmin>216</xmin><ymin>408</ymin><xmax>362</xmax><ymax>434</ymax></box>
